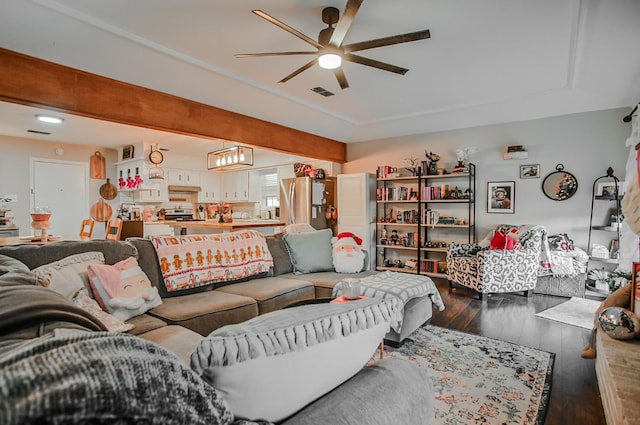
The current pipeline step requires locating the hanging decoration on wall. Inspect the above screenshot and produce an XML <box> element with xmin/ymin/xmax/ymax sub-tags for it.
<box><xmin>542</xmin><ymin>164</ymin><xmax>578</xmax><ymax>201</ymax></box>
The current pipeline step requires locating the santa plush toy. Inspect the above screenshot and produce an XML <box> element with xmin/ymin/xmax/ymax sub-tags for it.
<box><xmin>332</xmin><ymin>232</ymin><xmax>365</xmax><ymax>273</ymax></box>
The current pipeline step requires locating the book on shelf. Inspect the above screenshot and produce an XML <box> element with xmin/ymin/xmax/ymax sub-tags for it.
<box><xmin>376</xmin><ymin>186</ymin><xmax>418</xmax><ymax>201</ymax></box>
<box><xmin>420</xmin><ymin>259</ymin><xmax>439</xmax><ymax>273</ymax></box>
<box><xmin>422</xmin><ymin>209</ymin><xmax>440</xmax><ymax>225</ymax></box>
<box><xmin>422</xmin><ymin>184</ymin><xmax>450</xmax><ymax>200</ymax></box>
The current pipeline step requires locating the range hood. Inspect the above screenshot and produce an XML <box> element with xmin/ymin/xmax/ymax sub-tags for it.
<box><xmin>168</xmin><ymin>185</ymin><xmax>201</xmax><ymax>193</ymax></box>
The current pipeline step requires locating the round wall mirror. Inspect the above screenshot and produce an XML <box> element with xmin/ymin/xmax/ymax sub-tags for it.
<box><xmin>542</xmin><ymin>164</ymin><xmax>578</xmax><ymax>201</ymax></box>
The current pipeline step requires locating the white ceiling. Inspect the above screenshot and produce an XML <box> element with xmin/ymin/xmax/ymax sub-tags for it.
<box><xmin>0</xmin><ymin>0</ymin><xmax>638</xmax><ymax>155</ymax></box>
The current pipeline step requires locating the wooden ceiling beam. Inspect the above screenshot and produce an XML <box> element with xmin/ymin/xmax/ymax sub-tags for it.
<box><xmin>0</xmin><ymin>48</ymin><xmax>346</xmax><ymax>163</ymax></box>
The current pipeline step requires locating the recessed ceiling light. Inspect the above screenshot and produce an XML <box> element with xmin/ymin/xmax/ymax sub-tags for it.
<box><xmin>35</xmin><ymin>114</ymin><xmax>64</xmax><ymax>124</ymax></box>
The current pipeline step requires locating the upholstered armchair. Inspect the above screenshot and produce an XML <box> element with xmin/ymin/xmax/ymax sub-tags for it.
<box><xmin>446</xmin><ymin>225</ymin><xmax>546</xmax><ymax>300</ymax></box>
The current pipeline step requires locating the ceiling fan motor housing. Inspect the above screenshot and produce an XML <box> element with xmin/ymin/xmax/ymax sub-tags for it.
<box><xmin>322</xmin><ymin>7</ymin><xmax>339</xmax><ymax>25</ymax></box>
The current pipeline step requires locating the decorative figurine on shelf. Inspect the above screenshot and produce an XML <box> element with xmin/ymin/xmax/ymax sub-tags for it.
<box><xmin>390</xmin><ymin>229</ymin><xmax>399</xmax><ymax>245</ymax></box>
<box><xmin>425</xmin><ymin>151</ymin><xmax>440</xmax><ymax>175</ymax></box>
<box><xmin>380</xmin><ymin>228</ymin><xmax>388</xmax><ymax>245</ymax></box>
<box><xmin>403</xmin><ymin>157</ymin><xmax>420</xmax><ymax>176</ymax></box>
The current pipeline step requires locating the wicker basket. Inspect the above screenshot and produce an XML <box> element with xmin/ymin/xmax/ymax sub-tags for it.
<box><xmin>534</xmin><ymin>273</ymin><xmax>587</xmax><ymax>297</ymax></box>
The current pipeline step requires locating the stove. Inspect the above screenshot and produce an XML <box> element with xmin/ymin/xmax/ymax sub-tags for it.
<box><xmin>164</xmin><ymin>208</ymin><xmax>204</xmax><ymax>221</ymax></box>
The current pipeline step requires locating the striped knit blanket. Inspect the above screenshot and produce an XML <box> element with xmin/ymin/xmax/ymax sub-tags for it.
<box><xmin>0</xmin><ymin>331</ymin><xmax>270</xmax><ymax>425</ymax></box>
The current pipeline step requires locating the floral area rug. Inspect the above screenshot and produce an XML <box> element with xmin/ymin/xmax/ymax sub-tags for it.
<box><xmin>379</xmin><ymin>325</ymin><xmax>554</xmax><ymax>425</ymax></box>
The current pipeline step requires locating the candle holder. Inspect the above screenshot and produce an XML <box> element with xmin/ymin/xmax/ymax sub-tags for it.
<box><xmin>31</xmin><ymin>207</ymin><xmax>52</xmax><ymax>241</ymax></box>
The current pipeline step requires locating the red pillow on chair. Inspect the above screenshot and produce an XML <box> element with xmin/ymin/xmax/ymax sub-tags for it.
<box><xmin>489</xmin><ymin>231</ymin><xmax>517</xmax><ymax>250</ymax></box>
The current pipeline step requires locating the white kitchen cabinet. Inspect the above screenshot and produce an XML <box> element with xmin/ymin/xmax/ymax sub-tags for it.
<box><xmin>135</xmin><ymin>177</ymin><xmax>168</xmax><ymax>202</ymax></box>
<box><xmin>198</xmin><ymin>172</ymin><xmax>221</xmax><ymax>203</ymax></box>
<box><xmin>220</xmin><ymin>170</ymin><xmax>249</xmax><ymax>201</ymax></box>
<box><xmin>337</xmin><ymin>173</ymin><xmax>376</xmax><ymax>270</ymax></box>
<box><xmin>168</xmin><ymin>168</ymin><xmax>200</xmax><ymax>186</ymax></box>
<box><xmin>115</xmin><ymin>159</ymin><xmax>159</xmax><ymax>191</ymax></box>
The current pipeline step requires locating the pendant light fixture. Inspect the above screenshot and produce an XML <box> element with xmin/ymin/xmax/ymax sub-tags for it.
<box><xmin>208</xmin><ymin>145</ymin><xmax>254</xmax><ymax>170</ymax></box>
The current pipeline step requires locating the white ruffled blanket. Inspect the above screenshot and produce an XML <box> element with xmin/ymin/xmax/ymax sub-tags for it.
<box><xmin>192</xmin><ymin>297</ymin><xmax>402</xmax><ymax>368</ymax></box>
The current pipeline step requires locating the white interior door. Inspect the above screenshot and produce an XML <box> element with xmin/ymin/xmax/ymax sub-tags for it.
<box><xmin>337</xmin><ymin>173</ymin><xmax>376</xmax><ymax>270</ymax></box>
<box><xmin>31</xmin><ymin>159</ymin><xmax>89</xmax><ymax>237</ymax></box>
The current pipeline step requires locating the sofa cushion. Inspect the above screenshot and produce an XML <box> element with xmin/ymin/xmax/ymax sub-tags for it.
<box><xmin>148</xmin><ymin>290</ymin><xmax>258</xmax><ymax>336</ymax></box>
<box><xmin>0</xmin><ymin>240</ymin><xmax>138</xmax><ymax>270</ymax></box>
<box><xmin>191</xmin><ymin>297</ymin><xmax>402</xmax><ymax>423</ymax></box>
<box><xmin>71</xmin><ymin>288</ymin><xmax>134</xmax><ymax>333</ymax></box>
<box><xmin>265</xmin><ymin>233</ymin><xmax>293</xmax><ymax>276</ymax></box>
<box><xmin>283</xmin><ymin>358</ymin><xmax>435</xmax><ymax>425</ymax></box>
<box><xmin>0</xmin><ymin>254</ymin><xmax>29</xmax><ymax>276</ymax></box>
<box><xmin>283</xmin><ymin>229</ymin><xmax>334</xmax><ymax>274</ymax></box>
<box><xmin>138</xmin><ymin>325</ymin><xmax>203</xmax><ymax>365</ymax></box>
<box><xmin>148</xmin><ymin>231</ymin><xmax>273</xmax><ymax>297</ymax></box>
<box><xmin>125</xmin><ymin>313</ymin><xmax>167</xmax><ymax>335</ymax></box>
<box><xmin>87</xmin><ymin>257</ymin><xmax>162</xmax><ymax>321</ymax></box>
<box><xmin>284</xmin><ymin>270</ymin><xmax>379</xmax><ymax>298</ymax></box>
<box><xmin>32</xmin><ymin>252</ymin><xmax>105</xmax><ymax>299</ymax></box>
<box><xmin>215</xmin><ymin>276</ymin><xmax>314</xmax><ymax>314</ymax></box>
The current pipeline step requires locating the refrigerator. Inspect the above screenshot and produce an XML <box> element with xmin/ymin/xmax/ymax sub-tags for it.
<box><xmin>279</xmin><ymin>176</ymin><xmax>336</xmax><ymax>231</ymax></box>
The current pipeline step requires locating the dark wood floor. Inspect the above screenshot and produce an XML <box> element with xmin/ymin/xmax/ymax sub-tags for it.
<box><xmin>429</xmin><ymin>280</ymin><xmax>606</xmax><ymax>425</ymax></box>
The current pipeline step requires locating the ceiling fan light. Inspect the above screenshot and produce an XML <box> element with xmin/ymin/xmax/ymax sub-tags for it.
<box><xmin>318</xmin><ymin>53</ymin><xmax>341</xmax><ymax>69</ymax></box>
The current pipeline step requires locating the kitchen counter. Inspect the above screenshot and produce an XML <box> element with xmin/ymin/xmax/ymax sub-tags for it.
<box><xmin>149</xmin><ymin>219</ymin><xmax>285</xmax><ymax>235</ymax></box>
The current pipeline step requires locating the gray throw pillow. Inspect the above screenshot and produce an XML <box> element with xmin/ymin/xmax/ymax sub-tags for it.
<box><xmin>265</xmin><ymin>233</ymin><xmax>293</xmax><ymax>276</ymax></box>
<box><xmin>283</xmin><ymin>229</ymin><xmax>333</xmax><ymax>274</ymax></box>
<box><xmin>0</xmin><ymin>254</ymin><xmax>29</xmax><ymax>277</ymax></box>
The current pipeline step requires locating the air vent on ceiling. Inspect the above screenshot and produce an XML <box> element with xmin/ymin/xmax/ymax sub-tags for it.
<box><xmin>311</xmin><ymin>87</ymin><xmax>334</xmax><ymax>97</ymax></box>
<box><xmin>28</xmin><ymin>129</ymin><xmax>51</xmax><ymax>135</ymax></box>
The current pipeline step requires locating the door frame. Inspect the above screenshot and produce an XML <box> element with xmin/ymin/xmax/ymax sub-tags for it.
<box><xmin>30</xmin><ymin>157</ymin><xmax>90</xmax><ymax>233</ymax></box>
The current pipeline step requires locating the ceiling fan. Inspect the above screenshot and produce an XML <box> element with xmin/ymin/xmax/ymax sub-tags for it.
<box><xmin>234</xmin><ymin>0</ymin><xmax>431</xmax><ymax>89</ymax></box>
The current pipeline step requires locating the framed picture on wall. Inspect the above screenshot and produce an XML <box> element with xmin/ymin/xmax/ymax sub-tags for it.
<box><xmin>487</xmin><ymin>181</ymin><xmax>515</xmax><ymax>213</ymax></box>
<box><xmin>631</xmin><ymin>262</ymin><xmax>640</xmax><ymax>316</ymax></box>
<box><xmin>122</xmin><ymin>145</ymin><xmax>134</xmax><ymax>161</ymax></box>
<box><xmin>595</xmin><ymin>181</ymin><xmax>626</xmax><ymax>198</ymax></box>
<box><xmin>519</xmin><ymin>164</ymin><xmax>540</xmax><ymax>179</ymax></box>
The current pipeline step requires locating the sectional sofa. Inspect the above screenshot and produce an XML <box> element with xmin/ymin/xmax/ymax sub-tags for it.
<box><xmin>0</xmin><ymin>233</ymin><xmax>436</xmax><ymax>424</ymax></box>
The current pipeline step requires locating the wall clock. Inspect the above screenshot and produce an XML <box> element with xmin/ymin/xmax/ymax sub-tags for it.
<box><xmin>148</xmin><ymin>146</ymin><xmax>164</xmax><ymax>165</ymax></box>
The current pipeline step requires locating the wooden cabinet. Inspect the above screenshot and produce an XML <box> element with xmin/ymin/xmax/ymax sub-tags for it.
<box><xmin>220</xmin><ymin>170</ymin><xmax>249</xmax><ymax>201</ymax></box>
<box><xmin>337</xmin><ymin>173</ymin><xmax>376</xmax><ymax>270</ymax></box>
<box><xmin>168</xmin><ymin>168</ymin><xmax>200</xmax><ymax>186</ymax></box>
<box><xmin>198</xmin><ymin>172</ymin><xmax>221</xmax><ymax>203</ymax></box>
<box><xmin>375</xmin><ymin>164</ymin><xmax>476</xmax><ymax>278</ymax></box>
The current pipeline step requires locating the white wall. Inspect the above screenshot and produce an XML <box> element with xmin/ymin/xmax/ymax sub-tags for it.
<box><xmin>343</xmin><ymin>108</ymin><xmax>631</xmax><ymax>251</ymax></box>
<box><xmin>0</xmin><ymin>136</ymin><xmax>119</xmax><ymax>238</ymax></box>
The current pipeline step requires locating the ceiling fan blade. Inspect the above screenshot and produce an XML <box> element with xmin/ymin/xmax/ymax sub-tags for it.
<box><xmin>329</xmin><ymin>0</ymin><xmax>363</xmax><ymax>47</ymax></box>
<box><xmin>252</xmin><ymin>10</ymin><xmax>323</xmax><ymax>49</ymax></box>
<box><xmin>235</xmin><ymin>51</ymin><xmax>317</xmax><ymax>58</ymax></box>
<box><xmin>279</xmin><ymin>58</ymin><xmax>317</xmax><ymax>83</ymax></box>
<box><xmin>343</xmin><ymin>29</ymin><xmax>431</xmax><ymax>53</ymax></box>
<box><xmin>334</xmin><ymin>68</ymin><xmax>349</xmax><ymax>90</ymax></box>
<box><xmin>344</xmin><ymin>53</ymin><xmax>409</xmax><ymax>75</ymax></box>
